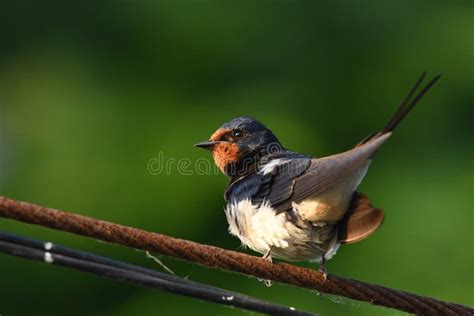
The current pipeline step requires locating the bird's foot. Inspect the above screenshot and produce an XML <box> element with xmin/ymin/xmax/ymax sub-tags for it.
<box><xmin>260</xmin><ymin>248</ymin><xmax>274</xmax><ymax>287</ymax></box>
<box><xmin>318</xmin><ymin>257</ymin><xmax>328</xmax><ymax>280</ymax></box>
<box><xmin>262</xmin><ymin>248</ymin><xmax>273</xmax><ymax>263</ymax></box>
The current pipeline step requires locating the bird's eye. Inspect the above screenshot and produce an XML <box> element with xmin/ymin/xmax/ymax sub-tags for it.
<box><xmin>232</xmin><ymin>130</ymin><xmax>243</xmax><ymax>138</ymax></box>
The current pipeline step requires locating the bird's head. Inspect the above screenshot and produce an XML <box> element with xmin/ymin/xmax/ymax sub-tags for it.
<box><xmin>195</xmin><ymin>116</ymin><xmax>282</xmax><ymax>177</ymax></box>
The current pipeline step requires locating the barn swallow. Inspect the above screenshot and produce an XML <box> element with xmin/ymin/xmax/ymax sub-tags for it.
<box><xmin>195</xmin><ymin>73</ymin><xmax>440</xmax><ymax>271</ymax></box>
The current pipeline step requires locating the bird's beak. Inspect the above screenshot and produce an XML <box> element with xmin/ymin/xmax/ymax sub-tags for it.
<box><xmin>194</xmin><ymin>140</ymin><xmax>221</xmax><ymax>150</ymax></box>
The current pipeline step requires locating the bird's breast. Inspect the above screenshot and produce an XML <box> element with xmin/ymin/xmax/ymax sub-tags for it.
<box><xmin>225</xmin><ymin>199</ymin><xmax>290</xmax><ymax>252</ymax></box>
<box><xmin>225</xmin><ymin>199</ymin><xmax>339</xmax><ymax>261</ymax></box>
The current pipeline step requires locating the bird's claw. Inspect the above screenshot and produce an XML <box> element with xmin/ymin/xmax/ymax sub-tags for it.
<box><xmin>318</xmin><ymin>265</ymin><xmax>327</xmax><ymax>280</ymax></box>
<box><xmin>319</xmin><ymin>257</ymin><xmax>327</xmax><ymax>280</ymax></box>
<box><xmin>262</xmin><ymin>248</ymin><xmax>273</xmax><ymax>263</ymax></box>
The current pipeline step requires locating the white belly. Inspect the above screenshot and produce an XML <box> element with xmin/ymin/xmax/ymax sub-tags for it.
<box><xmin>225</xmin><ymin>199</ymin><xmax>340</xmax><ymax>262</ymax></box>
<box><xmin>225</xmin><ymin>199</ymin><xmax>290</xmax><ymax>252</ymax></box>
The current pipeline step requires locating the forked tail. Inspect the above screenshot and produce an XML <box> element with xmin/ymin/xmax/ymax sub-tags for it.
<box><xmin>359</xmin><ymin>72</ymin><xmax>441</xmax><ymax>145</ymax></box>
<box><xmin>341</xmin><ymin>73</ymin><xmax>441</xmax><ymax>244</ymax></box>
<box><xmin>382</xmin><ymin>72</ymin><xmax>441</xmax><ymax>133</ymax></box>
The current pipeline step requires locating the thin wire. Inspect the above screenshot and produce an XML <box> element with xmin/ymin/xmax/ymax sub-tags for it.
<box><xmin>0</xmin><ymin>231</ymin><xmax>314</xmax><ymax>316</ymax></box>
<box><xmin>0</xmin><ymin>195</ymin><xmax>472</xmax><ymax>316</ymax></box>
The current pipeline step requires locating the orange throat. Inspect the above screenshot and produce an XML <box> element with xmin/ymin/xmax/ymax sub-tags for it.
<box><xmin>212</xmin><ymin>142</ymin><xmax>240</xmax><ymax>173</ymax></box>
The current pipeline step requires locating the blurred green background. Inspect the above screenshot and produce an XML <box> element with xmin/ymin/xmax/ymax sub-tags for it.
<box><xmin>0</xmin><ymin>1</ymin><xmax>472</xmax><ymax>315</ymax></box>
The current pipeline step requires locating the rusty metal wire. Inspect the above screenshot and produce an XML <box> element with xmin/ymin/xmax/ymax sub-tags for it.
<box><xmin>0</xmin><ymin>195</ymin><xmax>472</xmax><ymax>315</ymax></box>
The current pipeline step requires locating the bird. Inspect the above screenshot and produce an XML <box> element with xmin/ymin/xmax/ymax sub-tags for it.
<box><xmin>195</xmin><ymin>73</ymin><xmax>440</xmax><ymax>271</ymax></box>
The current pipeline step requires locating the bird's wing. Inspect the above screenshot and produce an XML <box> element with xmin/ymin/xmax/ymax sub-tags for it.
<box><xmin>291</xmin><ymin>134</ymin><xmax>390</xmax><ymax>202</ymax></box>
<box><xmin>257</xmin><ymin>133</ymin><xmax>391</xmax><ymax>212</ymax></box>
<box><xmin>224</xmin><ymin>157</ymin><xmax>310</xmax><ymax>206</ymax></box>
<box><xmin>267</xmin><ymin>73</ymin><xmax>440</xmax><ymax>212</ymax></box>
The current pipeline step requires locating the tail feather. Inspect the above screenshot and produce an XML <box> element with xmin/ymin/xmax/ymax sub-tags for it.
<box><xmin>340</xmin><ymin>74</ymin><xmax>441</xmax><ymax>243</ymax></box>
<box><xmin>382</xmin><ymin>72</ymin><xmax>441</xmax><ymax>134</ymax></box>
<box><xmin>358</xmin><ymin>73</ymin><xmax>441</xmax><ymax>146</ymax></box>
<box><xmin>338</xmin><ymin>192</ymin><xmax>384</xmax><ymax>244</ymax></box>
